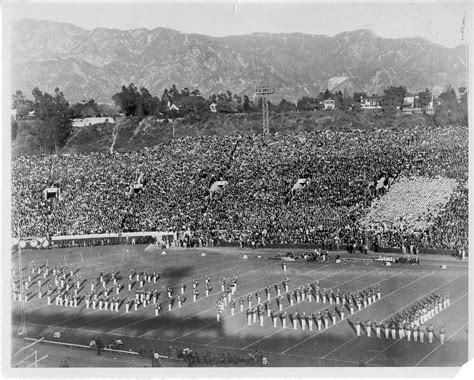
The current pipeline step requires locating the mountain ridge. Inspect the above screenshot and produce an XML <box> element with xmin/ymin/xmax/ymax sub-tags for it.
<box><xmin>11</xmin><ymin>19</ymin><xmax>467</xmax><ymax>103</ymax></box>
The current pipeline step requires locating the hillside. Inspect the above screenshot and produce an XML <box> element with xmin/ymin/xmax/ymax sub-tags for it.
<box><xmin>11</xmin><ymin>20</ymin><xmax>467</xmax><ymax>103</ymax></box>
<box><xmin>12</xmin><ymin>110</ymin><xmax>433</xmax><ymax>156</ymax></box>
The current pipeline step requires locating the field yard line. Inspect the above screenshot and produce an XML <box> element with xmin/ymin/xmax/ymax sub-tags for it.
<box><xmin>105</xmin><ymin>258</ymin><xmax>312</xmax><ymax>334</ymax></box>
<box><xmin>201</xmin><ymin>342</ymin><xmax>362</xmax><ymax>365</ymax></box>
<box><xmin>17</xmin><ymin>318</ymin><xmax>361</xmax><ymax>366</ymax></box>
<box><xmin>371</xmin><ymin>291</ymin><xmax>468</xmax><ymax>367</ymax></box>
<box><xmin>16</xmin><ymin>254</ymin><xmax>260</xmax><ymax>325</ymax></box>
<box><xmin>77</xmin><ymin>257</ymin><xmax>286</xmax><ymax>330</ymax></box>
<box><xmin>180</xmin><ymin>264</ymin><xmax>351</xmax><ymax>343</ymax></box>
<box><xmin>14</xmin><ymin>251</ymin><xmax>238</xmax><ymax>315</ymax></box>
<box><xmin>414</xmin><ymin>320</ymin><xmax>469</xmax><ymax>367</ymax></box>
<box><xmin>279</xmin><ymin>269</ymin><xmax>438</xmax><ymax>354</ymax></box>
<box><xmin>39</xmin><ymin>255</ymin><xmax>282</xmax><ymax>329</ymax></box>
<box><xmin>350</xmin><ymin>277</ymin><xmax>467</xmax><ymax>364</ymax></box>
<box><xmin>244</xmin><ymin>268</ymin><xmax>407</xmax><ymax>354</ymax></box>
<box><xmin>204</xmin><ymin>265</ymin><xmax>382</xmax><ymax>346</ymax></box>
<box><xmin>139</xmin><ymin>263</ymin><xmax>335</xmax><ymax>338</ymax></box>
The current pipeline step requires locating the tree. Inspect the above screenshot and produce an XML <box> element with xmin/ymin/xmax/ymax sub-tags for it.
<box><xmin>70</xmin><ymin>98</ymin><xmax>100</xmax><ymax>118</ymax></box>
<box><xmin>352</xmin><ymin>92</ymin><xmax>367</xmax><ymax>102</ymax></box>
<box><xmin>434</xmin><ymin>84</ymin><xmax>467</xmax><ymax>125</ymax></box>
<box><xmin>276</xmin><ymin>98</ymin><xmax>297</xmax><ymax>113</ymax></box>
<box><xmin>112</xmin><ymin>83</ymin><xmax>159</xmax><ymax>117</ymax></box>
<box><xmin>97</xmin><ymin>103</ymin><xmax>119</xmax><ymax>117</ymax></box>
<box><xmin>297</xmin><ymin>96</ymin><xmax>319</xmax><ymax>112</ymax></box>
<box><xmin>437</xmin><ymin>84</ymin><xmax>457</xmax><ymax>108</ymax></box>
<box><xmin>11</xmin><ymin>90</ymin><xmax>34</xmax><ymax>118</ymax></box>
<box><xmin>112</xmin><ymin>84</ymin><xmax>140</xmax><ymax>116</ymax></box>
<box><xmin>417</xmin><ymin>88</ymin><xmax>432</xmax><ymax>109</ymax></box>
<box><xmin>243</xmin><ymin>95</ymin><xmax>252</xmax><ymax>112</ymax></box>
<box><xmin>323</xmin><ymin>89</ymin><xmax>333</xmax><ymax>100</ymax></box>
<box><xmin>140</xmin><ymin>87</ymin><xmax>159</xmax><ymax>116</ymax></box>
<box><xmin>459</xmin><ymin>87</ymin><xmax>468</xmax><ymax>107</ymax></box>
<box><xmin>381</xmin><ymin>85</ymin><xmax>407</xmax><ymax>113</ymax></box>
<box><xmin>32</xmin><ymin>87</ymin><xmax>72</xmax><ymax>153</ymax></box>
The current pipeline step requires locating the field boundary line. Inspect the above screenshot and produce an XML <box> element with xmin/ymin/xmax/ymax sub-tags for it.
<box><xmin>18</xmin><ymin>252</ymin><xmax>253</xmax><ymax>316</ymax></box>
<box><xmin>18</xmin><ymin>256</ymin><xmax>257</xmax><ymax>326</ymax></box>
<box><xmin>279</xmin><ymin>269</ymin><xmax>438</xmax><ymax>354</ymax></box>
<box><xmin>358</xmin><ymin>277</ymin><xmax>468</xmax><ymax>365</ymax></box>
<box><xmin>57</xmin><ymin>255</ymin><xmax>284</xmax><ymax>330</ymax></box>
<box><xmin>22</xmin><ymin>337</ymin><xmax>173</xmax><ymax>359</ymax></box>
<box><xmin>244</xmin><ymin>269</ymin><xmax>407</xmax><ymax>354</ymax></box>
<box><xmin>205</xmin><ymin>265</ymin><xmax>387</xmax><ymax>346</ymax></box>
<box><xmin>414</xmin><ymin>320</ymin><xmax>469</xmax><ymax>367</ymax></box>
<box><xmin>192</xmin><ymin>264</ymin><xmax>355</xmax><ymax>344</ymax></box>
<box><xmin>106</xmin><ymin>258</ymin><xmax>314</xmax><ymax>334</ymax></box>
<box><xmin>140</xmin><ymin>263</ymin><xmax>335</xmax><ymax>339</ymax></box>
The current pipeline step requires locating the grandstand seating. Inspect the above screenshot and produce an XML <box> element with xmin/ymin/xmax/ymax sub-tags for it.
<box><xmin>11</xmin><ymin>125</ymin><xmax>468</xmax><ymax>251</ymax></box>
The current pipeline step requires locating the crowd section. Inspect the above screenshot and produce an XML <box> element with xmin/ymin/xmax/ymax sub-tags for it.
<box><xmin>11</xmin><ymin>125</ymin><xmax>468</xmax><ymax>251</ymax></box>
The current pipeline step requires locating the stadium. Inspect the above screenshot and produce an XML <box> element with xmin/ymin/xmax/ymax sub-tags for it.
<box><xmin>10</xmin><ymin>124</ymin><xmax>468</xmax><ymax>368</ymax></box>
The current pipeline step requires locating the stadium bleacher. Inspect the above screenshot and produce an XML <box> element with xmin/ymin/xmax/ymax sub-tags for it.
<box><xmin>11</xmin><ymin>124</ymin><xmax>468</xmax><ymax>252</ymax></box>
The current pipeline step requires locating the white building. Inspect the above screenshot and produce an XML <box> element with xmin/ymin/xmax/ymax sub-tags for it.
<box><xmin>323</xmin><ymin>99</ymin><xmax>335</xmax><ymax>110</ymax></box>
<box><xmin>72</xmin><ymin>117</ymin><xmax>115</xmax><ymax>128</ymax></box>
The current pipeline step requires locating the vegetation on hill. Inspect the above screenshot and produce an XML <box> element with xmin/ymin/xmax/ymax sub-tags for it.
<box><xmin>10</xmin><ymin>82</ymin><xmax>468</xmax><ymax>156</ymax></box>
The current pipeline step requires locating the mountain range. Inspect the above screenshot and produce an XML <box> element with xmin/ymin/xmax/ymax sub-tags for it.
<box><xmin>10</xmin><ymin>19</ymin><xmax>468</xmax><ymax>104</ymax></box>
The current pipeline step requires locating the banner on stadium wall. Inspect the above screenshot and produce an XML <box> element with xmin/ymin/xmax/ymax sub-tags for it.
<box><xmin>128</xmin><ymin>183</ymin><xmax>144</xmax><ymax>198</ymax></box>
<box><xmin>43</xmin><ymin>187</ymin><xmax>61</xmax><ymax>200</ymax></box>
<box><xmin>375</xmin><ymin>176</ymin><xmax>386</xmax><ymax>190</ymax></box>
<box><xmin>210</xmin><ymin>180</ymin><xmax>228</xmax><ymax>193</ymax></box>
<box><xmin>292</xmin><ymin>178</ymin><xmax>310</xmax><ymax>192</ymax></box>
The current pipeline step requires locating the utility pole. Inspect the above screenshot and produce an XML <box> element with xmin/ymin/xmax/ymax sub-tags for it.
<box><xmin>256</xmin><ymin>85</ymin><xmax>274</xmax><ymax>136</ymax></box>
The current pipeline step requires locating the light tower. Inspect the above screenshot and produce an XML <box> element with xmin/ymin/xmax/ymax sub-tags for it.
<box><xmin>256</xmin><ymin>85</ymin><xmax>274</xmax><ymax>136</ymax></box>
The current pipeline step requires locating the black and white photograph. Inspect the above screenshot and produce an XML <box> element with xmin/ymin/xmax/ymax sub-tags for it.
<box><xmin>2</xmin><ymin>0</ymin><xmax>471</xmax><ymax>375</ymax></box>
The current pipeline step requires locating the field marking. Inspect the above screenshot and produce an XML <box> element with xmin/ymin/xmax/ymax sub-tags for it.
<box><xmin>246</xmin><ymin>267</ymin><xmax>410</xmax><ymax>352</ymax></box>
<box><xmin>13</xmin><ymin>253</ymin><xmax>260</xmax><ymax>327</ymax></box>
<box><xmin>204</xmin><ymin>265</ymin><xmax>386</xmax><ymax>346</ymax></box>
<box><xmin>15</xmin><ymin>318</ymin><xmax>364</xmax><ymax>367</ymax></box>
<box><xmin>15</xmin><ymin>254</ymin><xmax>307</xmax><ymax>330</ymax></box>
<box><xmin>13</xmin><ymin>250</ymin><xmax>236</xmax><ymax>314</ymax></box>
<box><xmin>325</xmin><ymin>272</ymin><xmax>465</xmax><ymax>360</ymax></box>
<box><xmin>279</xmin><ymin>269</ymin><xmax>438</xmax><ymax>354</ymax></box>
<box><xmin>138</xmin><ymin>262</ymin><xmax>335</xmax><ymax>338</ymax></box>
<box><xmin>15</xmin><ymin>255</ymin><xmax>244</xmax><ymax>324</ymax></box>
<box><xmin>200</xmin><ymin>342</ymin><xmax>363</xmax><ymax>366</ymax></box>
<box><xmin>369</xmin><ymin>290</ymin><xmax>468</xmax><ymax>366</ymax></box>
<box><xmin>26</xmin><ymin>253</ymin><xmax>281</xmax><ymax>328</ymax></box>
<box><xmin>72</xmin><ymin>257</ymin><xmax>286</xmax><ymax>330</ymax></box>
<box><xmin>105</xmin><ymin>258</ymin><xmax>314</xmax><ymax>334</ymax></box>
<box><xmin>414</xmin><ymin>319</ymin><xmax>469</xmax><ymax>367</ymax></box>
<box><xmin>345</xmin><ymin>276</ymin><xmax>468</xmax><ymax>364</ymax></box>
<box><xmin>182</xmin><ymin>264</ymin><xmax>352</xmax><ymax>343</ymax></box>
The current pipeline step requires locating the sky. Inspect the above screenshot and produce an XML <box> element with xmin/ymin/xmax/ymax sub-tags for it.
<box><xmin>3</xmin><ymin>0</ymin><xmax>471</xmax><ymax>47</ymax></box>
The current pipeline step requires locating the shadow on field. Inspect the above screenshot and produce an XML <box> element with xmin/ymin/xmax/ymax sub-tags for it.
<box><xmin>163</xmin><ymin>266</ymin><xmax>194</xmax><ymax>284</ymax></box>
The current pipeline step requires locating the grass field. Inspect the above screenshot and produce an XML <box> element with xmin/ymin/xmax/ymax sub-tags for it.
<box><xmin>10</xmin><ymin>244</ymin><xmax>469</xmax><ymax>368</ymax></box>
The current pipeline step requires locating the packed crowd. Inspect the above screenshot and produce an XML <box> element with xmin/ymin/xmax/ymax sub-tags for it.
<box><xmin>12</xmin><ymin>125</ymin><xmax>468</xmax><ymax>251</ymax></box>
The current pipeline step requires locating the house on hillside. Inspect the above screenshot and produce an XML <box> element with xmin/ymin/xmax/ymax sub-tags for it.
<box><xmin>209</xmin><ymin>103</ymin><xmax>217</xmax><ymax>113</ymax></box>
<box><xmin>402</xmin><ymin>94</ymin><xmax>434</xmax><ymax>114</ymax></box>
<box><xmin>323</xmin><ymin>99</ymin><xmax>335</xmax><ymax>110</ymax></box>
<box><xmin>360</xmin><ymin>95</ymin><xmax>382</xmax><ymax>110</ymax></box>
<box><xmin>72</xmin><ymin>117</ymin><xmax>115</xmax><ymax>128</ymax></box>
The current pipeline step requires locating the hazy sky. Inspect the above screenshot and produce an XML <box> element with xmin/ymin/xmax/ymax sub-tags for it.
<box><xmin>3</xmin><ymin>0</ymin><xmax>471</xmax><ymax>47</ymax></box>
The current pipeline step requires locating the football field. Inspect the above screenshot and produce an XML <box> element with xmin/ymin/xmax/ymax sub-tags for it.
<box><xmin>10</xmin><ymin>244</ymin><xmax>468</xmax><ymax>367</ymax></box>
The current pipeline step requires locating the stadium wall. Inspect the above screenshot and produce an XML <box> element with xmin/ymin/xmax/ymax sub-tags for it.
<box><xmin>217</xmin><ymin>240</ymin><xmax>459</xmax><ymax>256</ymax></box>
<box><xmin>17</xmin><ymin>233</ymin><xmax>460</xmax><ymax>256</ymax></box>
